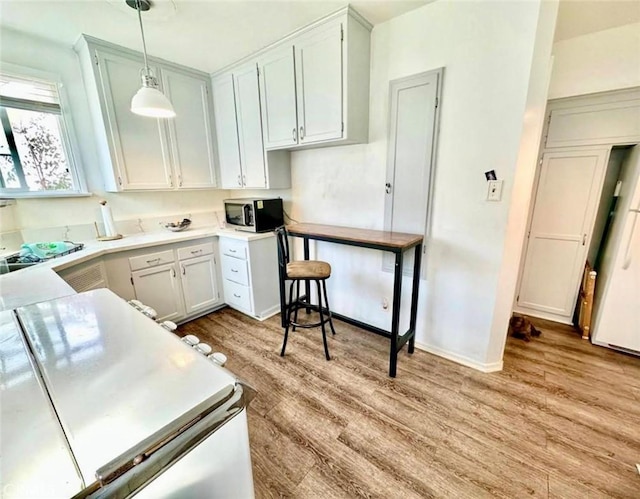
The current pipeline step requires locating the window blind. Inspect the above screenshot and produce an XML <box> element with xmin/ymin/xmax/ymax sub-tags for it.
<box><xmin>0</xmin><ymin>73</ymin><xmax>61</xmax><ymax>113</ymax></box>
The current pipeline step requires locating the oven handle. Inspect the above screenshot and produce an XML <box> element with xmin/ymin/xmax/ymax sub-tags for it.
<box><xmin>78</xmin><ymin>380</ymin><xmax>256</xmax><ymax>498</ymax></box>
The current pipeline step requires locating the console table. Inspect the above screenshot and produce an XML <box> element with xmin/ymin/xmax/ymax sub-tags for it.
<box><xmin>282</xmin><ymin>223</ymin><xmax>424</xmax><ymax>377</ymax></box>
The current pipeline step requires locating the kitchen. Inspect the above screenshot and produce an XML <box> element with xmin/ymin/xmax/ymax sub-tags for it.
<box><xmin>1</xmin><ymin>0</ymin><xmax>640</xmax><ymax>497</ymax></box>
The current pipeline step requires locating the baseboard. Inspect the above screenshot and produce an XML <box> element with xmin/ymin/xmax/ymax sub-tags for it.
<box><xmin>413</xmin><ymin>341</ymin><xmax>503</xmax><ymax>373</ymax></box>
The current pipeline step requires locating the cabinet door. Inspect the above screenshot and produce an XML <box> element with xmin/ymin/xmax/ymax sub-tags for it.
<box><xmin>294</xmin><ymin>21</ymin><xmax>343</xmax><ymax>145</ymax></box>
<box><xmin>517</xmin><ymin>149</ymin><xmax>609</xmax><ymax>318</ymax></box>
<box><xmin>162</xmin><ymin>69</ymin><xmax>216</xmax><ymax>188</ymax></box>
<box><xmin>132</xmin><ymin>263</ymin><xmax>183</xmax><ymax>322</ymax></box>
<box><xmin>234</xmin><ymin>64</ymin><xmax>267</xmax><ymax>188</ymax></box>
<box><xmin>212</xmin><ymin>74</ymin><xmax>242</xmax><ymax>188</ymax></box>
<box><xmin>95</xmin><ymin>49</ymin><xmax>173</xmax><ymax>190</ymax></box>
<box><xmin>258</xmin><ymin>46</ymin><xmax>298</xmax><ymax>149</ymax></box>
<box><xmin>180</xmin><ymin>254</ymin><xmax>220</xmax><ymax>315</ymax></box>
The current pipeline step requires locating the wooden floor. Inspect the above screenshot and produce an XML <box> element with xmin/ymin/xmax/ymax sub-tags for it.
<box><xmin>182</xmin><ymin>309</ymin><xmax>640</xmax><ymax>498</ymax></box>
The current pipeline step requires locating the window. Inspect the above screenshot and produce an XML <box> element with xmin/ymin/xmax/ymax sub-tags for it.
<box><xmin>0</xmin><ymin>69</ymin><xmax>84</xmax><ymax>195</ymax></box>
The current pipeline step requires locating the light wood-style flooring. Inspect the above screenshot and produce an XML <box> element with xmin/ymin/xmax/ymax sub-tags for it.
<box><xmin>182</xmin><ymin>309</ymin><xmax>640</xmax><ymax>498</ymax></box>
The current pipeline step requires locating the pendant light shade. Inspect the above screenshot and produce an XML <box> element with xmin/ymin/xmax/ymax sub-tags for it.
<box><xmin>128</xmin><ymin>0</ymin><xmax>175</xmax><ymax>118</ymax></box>
<box><xmin>131</xmin><ymin>74</ymin><xmax>176</xmax><ymax>118</ymax></box>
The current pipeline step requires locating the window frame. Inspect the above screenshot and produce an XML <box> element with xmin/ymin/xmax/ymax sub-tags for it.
<box><xmin>0</xmin><ymin>62</ymin><xmax>89</xmax><ymax>198</ymax></box>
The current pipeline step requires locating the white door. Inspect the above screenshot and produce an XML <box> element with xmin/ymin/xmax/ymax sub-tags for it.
<box><xmin>132</xmin><ymin>263</ymin><xmax>184</xmax><ymax>322</ymax></box>
<box><xmin>212</xmin><ymin>74</ymin><xmax>242</xmax><ymax>188</ymax></box>
<box><xmin>95</xmin><ymin>49</ymin><xmax>173</xmax><ymax>190</ymax></box>
<box><xmin>592</xmin><ymin>145</ymin><xmax>640</xmax><ymax>351</ymax></box>
<box><xmin>258</xmin><ymin>46</ymin><xmax>298</xmax><ymax>149</ymax></box>
<box><xmin>517</xmin><ymin>148</ymin><xmax>609</xmax><ymax>319</ymax></box>
<box><xmin>383</xmin><ymin>70</ymin><xmax>441</xmax><ymax>277</ymax></box>
<box><xmin>294</xmin><ymin>21</ymin><xmax>343</xmax><ymax>145</ymax></box>
<box><xmin>234</xmin><ymin>64</ymin><xmax>267</xmax><ymax>188</ymax></box>
<box><xmin>162</xmin><ymin>69</ymin><xmax>216</xmax><ymax>188</ymax></box>
<box><xmin>180</xmin><ymin>254</ymin><xmax>220</xmax><ymax>315</ymax></box>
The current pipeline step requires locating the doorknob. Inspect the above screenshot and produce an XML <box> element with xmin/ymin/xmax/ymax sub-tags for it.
<box><xmin>385</xmin><ymin>182</ymin><xmax>392</xmax><ymax>194</ymax></box>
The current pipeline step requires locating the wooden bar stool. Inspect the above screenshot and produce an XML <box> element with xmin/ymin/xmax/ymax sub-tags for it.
<box><xmin>275</xmin><ymin>226</ymin><xmax>336</xmax><ymax>360</ymax></box>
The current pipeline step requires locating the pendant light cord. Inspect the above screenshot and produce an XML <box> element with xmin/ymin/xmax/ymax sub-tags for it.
<box><xmin>135</xmin><ymin>0</ymin><xmax>151</xmax><ymax>76</ymax></box>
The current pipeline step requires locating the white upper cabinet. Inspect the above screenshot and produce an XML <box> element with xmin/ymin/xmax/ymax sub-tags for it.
<box><xmin>76</xmin><ymin>35</ymin><xmax>217</xmax><ymax>192</ymax></box>
<box><xmin>212</xmin><ymin>65</ymin><xmax>291</xmax><ymax>190</ymax></box>
<box><xmin>212</xmin><ymin>74</ymin><xmax>242</xmax><ymax>188</ymax></box>
<box><xmin>93</xmin><ymin>49</ymin><xmax>173</xmax><ymax>190</ymax></box>
<box><xmin>294</xmin><ymin>20</ymin><xmax>343</xmax><ymax>144</ymax></box>
<box><xmin>258</xmin><ymin>46</ymin><xmax>298</xmax><ymax>149</ymax></box>
<box><xmin>234</xmin><ymin>63</ymin><xmax>267</xmax><ymax>188</ymax></box>
<box><xmin>256</xmin><ymin>7</ymin><xmax>371</xmax><ymax>150</ymax></box>
<box><xmin>162</xmin><ymin>69</ymin><xmax>217</xmax><ymax>188</ymax></box>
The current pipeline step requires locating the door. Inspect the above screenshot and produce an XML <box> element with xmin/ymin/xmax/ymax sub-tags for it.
<box><xmin>132</xmin><ymin>263</ymin><xmax>183</xmax><ymax>322</ymax></box>
<box><xmin>95</xmin><ymin>49</ymin><xmax>173</xmax><ymax>190</ymax></box>
<box><xmin>383</xmin><ymin>70</ymin><xmax>442</xmax><ymax>277</ymax></box>
<box><xmin>592</xmin><ymin>145</ymin><xmax>640</xmax><ymax>351</ymax></box>
<box><xmin>212</xmin><ymin>74</ymin><xmax>242</xmax><ymax>188</ymax></box>
<box><xmin>294</xmin><ymin>20</ymin><xmax>343</xmax><ymax>145</ymax></box>
<box><xmin>180</xmin><ymin>254</ymin><xmax>220</xmax><ymax>315</ymax></box>
<box><xmin>162</xmin><ymin>69</ymin><xmax>216</xmax><ymax>188</ymax></box>
<box><xmin>234</xmin><ymin>64</ymin><xmax>267</xmax><ymax>188</ymax></box>
<box><xmin>517</xmin><ymin>148</ymin><xmax>609</xmax><ymax>318</ymax></box>
<box><xmin>258</xmin><ymin>46</ymin><xmax>298</xmax><ymax>149</ymax></box>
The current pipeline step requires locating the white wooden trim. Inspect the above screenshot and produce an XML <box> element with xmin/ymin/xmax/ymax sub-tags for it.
<box><xmin>413</xmin><ymin>341</ymin><xmax>503</xmax><ymax>373</ymax></box>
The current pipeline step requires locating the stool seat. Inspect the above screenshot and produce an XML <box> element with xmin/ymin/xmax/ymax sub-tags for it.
<box><xmin>286</xmin><ymin>260</ymin><xmax>331</xmax><ymax>279</ymax></box>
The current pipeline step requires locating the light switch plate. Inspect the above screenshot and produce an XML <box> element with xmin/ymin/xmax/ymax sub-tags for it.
<box><xmin>487</xmin><ymin>180</ymin><xmax>503</xmax><ymax>201</ymax></box>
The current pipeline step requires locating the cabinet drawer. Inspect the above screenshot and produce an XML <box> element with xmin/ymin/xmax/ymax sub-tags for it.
<box><xmin>221</xmin><ymin>254</ymin><xmax>249</xmax><ymax>286</ymax></box>
<box><xmin>129</xmin><ymin>250</ymin><xmax>175</xmax><ymax>271</ymax></box>
<box><xmin>177</xmin><ymin>241</ymin><xmax>214</xmax><ymax>261</ymax></box>
<box><xmin>223</xmin><ymin>279</ymin><xmax>252</xmax><ymax>312</ymax></box>
<box><xmin>219</xmin><ymin>238</ymin><xmax>248</xmax><ymax>260</ymax></box>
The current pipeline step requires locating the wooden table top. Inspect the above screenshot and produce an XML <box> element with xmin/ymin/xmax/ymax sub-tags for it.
<box><xmin>286</xmin><ymin>223</ymin><xmax>424</xmax><ymax>249</ymax></box>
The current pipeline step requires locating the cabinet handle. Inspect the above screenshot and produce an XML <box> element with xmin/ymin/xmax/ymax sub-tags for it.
<box><xmin>190</xmin><ymin>249</ymin><xmax>202</xmax><ymax>255</ymax></box>
<box><xmin>242</xmin><ymin>175</ymin><xmax>246</xmax><ymax>185</ymax></box>
<box><xmin>146</xmin><ymin>258</ymin><xmax>161</xmax><ymax>265</ymax></box>
<box><xmin>182</xmin><ymin>265</ymin><xmax>186</xmax><ymax>275</ymax></box>
<box><xmin>231</xmin><ymin>269</ymin><xmax>238</xmax><ymax>273</ymax></box>
<box><xmin>170</xmin><ymin>176</ymin><xmax>174</xmax><ymax>187</ymax></box>
<box><xmin>178</xmin><ymin>174</ymin><xmax>183</xmax><ymax>187</ymax></box>
<box><xmin>237</xmin><ymin>174</ymin><xmax>242</xmax><ymax>186</ymax></box>
<box><xmin>229</xmin><ymin>249</ymin><xmax>237</xmax><ymax>253</ymax></box>
<box><xmin>172</xmin><ymin>268</ymin><xmax>176</xmax><ymax>278</ymax></box>
<box><xmin>292</xmin><ymin>127</ymin><xmax>297</xmax><ymax>142</ymax></box>
<box><xmin>582</xmin><ymin>233</ymin><xmax>587</xmax><ymax>246</ymax></box>
<box><xmin>385</xmin><ymin>182</ymin><xmax>392</xmax><ymax>194</ymax></box>
<box><xmin>299</xmin><ymin>126</ymin><xmax>304</xmax><ymax>140</ymax></box>
<box><xmin>233</xmin><ymin>293</ymin><xmax>241</xmax><ymax>298</ymax></box>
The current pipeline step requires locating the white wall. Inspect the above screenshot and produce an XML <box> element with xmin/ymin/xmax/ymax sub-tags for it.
<box><xmin>549</xmin><ymin>22</ymin><xmax>640</xmax><ymax>99</ymax></box>
<box><xmin>0</xmin><ymin>28</ymin><xmax>230</xmax><ymax>232</ymax></box>
<box><xmin>291</xmin><ymin>0</ymin><xmax>557</xmax><ymax>370</ymax></box>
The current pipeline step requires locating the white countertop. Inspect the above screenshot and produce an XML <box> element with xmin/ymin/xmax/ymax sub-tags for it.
<box><xmin>0</xmin><ymin>226</ymin><xmax>274</xmax><ymax>311</ymax></box>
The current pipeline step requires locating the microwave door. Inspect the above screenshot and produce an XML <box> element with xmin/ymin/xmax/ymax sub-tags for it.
<box><xmin>226</xmin><ymin>204</ymin><xmax>244</xmax><ymax>226</ymax></box>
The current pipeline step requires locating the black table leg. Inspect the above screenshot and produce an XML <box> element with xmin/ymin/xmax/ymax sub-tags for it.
<box><xmin>389</xmin><ymin>249</ymin><xmax>403</xmax><ymax>378</ymax></box>
<box><xmin>279</xmin><ymin>270</ymin><xmax>287</xmax><ymax>328</ymax></box>
<box><xmin>303</xmin><ymin>237</ymin><xmax>311</xmax><ymax>314</ymax></box>
<box><xmin>408</xmin><ymin>243</ymin><xmax>422</xmax><ymax>354</ymax></box>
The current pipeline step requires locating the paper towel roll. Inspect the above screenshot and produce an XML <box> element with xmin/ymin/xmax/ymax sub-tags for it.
<box><xmin>101</xmin><ymin>204</ymin><xmax>117</xmax><ymax>237</ymax></box>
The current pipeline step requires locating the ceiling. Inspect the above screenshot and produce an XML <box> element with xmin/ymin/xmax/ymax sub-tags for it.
<box><xmin>554</xmin><ymin>0</ymin><xmax>640</xmax><ymax>41</ymax></box>
<box><xmin>0</xmin><ymin>0</ymin><xmax>638</xmax><ymax>73</ymax></box>
<box><xmin>0</xmin><ymin>1</ymin><xmax>430</xmax><ymax>73</ymax></box>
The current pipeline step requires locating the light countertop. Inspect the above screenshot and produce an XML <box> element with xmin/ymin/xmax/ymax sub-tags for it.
<box><xmin>0</xmin><ymin>227</ymin><xmax>274</xmax><ymax>311</ymax></box>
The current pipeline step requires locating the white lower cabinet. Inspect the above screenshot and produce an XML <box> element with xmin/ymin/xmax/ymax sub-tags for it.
<box><xmin>219</xmin><ymin>235</ymin><xmax>280</xmax><ymax>320</ymax></box>
<box><xmin>180</xmin><ymin>254</ymin><xmax>219</xmax><ymax>315</ymax></box>
<box><xmin>131</xmin><ymin>263</ymin><xmax>184</xmax><ymax>322</ymax></box>
<box><xmin>126</xmin><ymin>238</ymin><xmax>222</xmax><ymax>323</ymax></box>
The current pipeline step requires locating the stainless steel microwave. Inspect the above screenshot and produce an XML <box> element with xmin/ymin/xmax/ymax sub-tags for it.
<box><xmin>224</xmin><ymin>198</ymin><xmax>284</xmax><ymax>233</ymax></box>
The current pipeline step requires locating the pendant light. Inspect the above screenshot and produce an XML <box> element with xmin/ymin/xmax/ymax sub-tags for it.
<box><xmin>127</xmin><ymin>0</ymin><xmax>176</xmax><ymax>118</ymax></box>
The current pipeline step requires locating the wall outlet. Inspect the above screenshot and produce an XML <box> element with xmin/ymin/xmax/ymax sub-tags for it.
<box><xmin>487</xmin><ymin>180</ymin><xmax>503</xmax><ymax>201</ymax></box>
